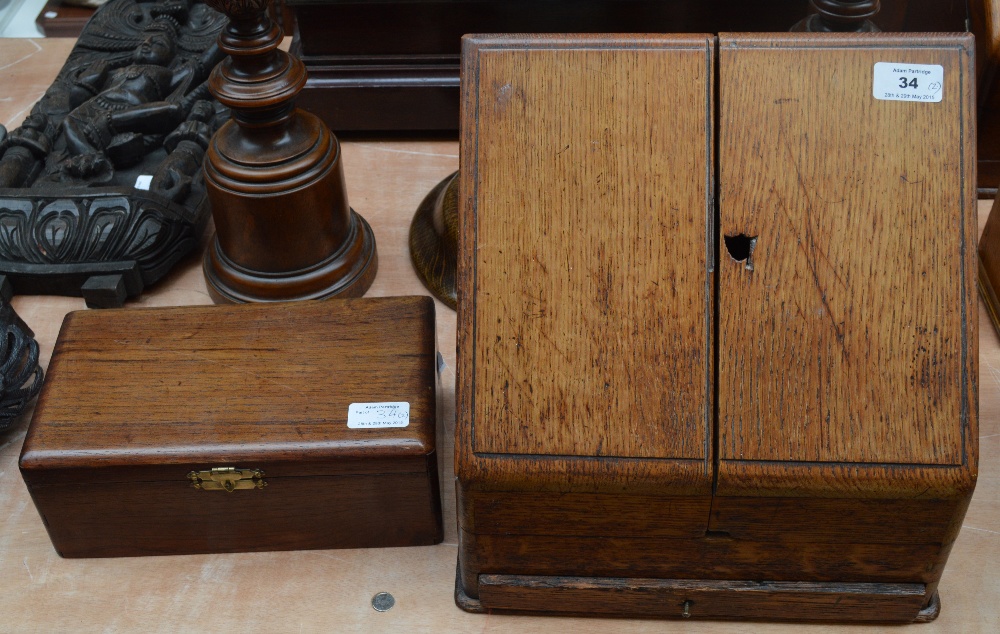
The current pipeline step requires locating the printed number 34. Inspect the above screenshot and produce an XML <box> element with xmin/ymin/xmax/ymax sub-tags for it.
<box><xmin>899</xmin><ymin>76</ymin><xmax>918</xmax><ymax>89</ymax></box>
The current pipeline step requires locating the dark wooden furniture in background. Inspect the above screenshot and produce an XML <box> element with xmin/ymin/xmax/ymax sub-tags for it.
<box><xmin>456</xmin><ymin>32</ymin><xmax>976</xmax><ymax>621</ymax></box>
<box><xmin>201</xmin><ymin>0</ymin><xmax>377</xmax><ymax>302</ymax></box>
<box><xmin>36</xmin><ymin>0</ymin><xmax>294</xmax><ymax>37</ymax></box>
<box><xmin>287</xmin><ymin>0</ymin><xmax>967</xmax><ymax>132</ymax></box>
<box><xmin>35</xmin><ymin>0</ymin><xmax>93</xmax><ymax>37</ymax></box>
<box><xmin>19</xmin><ymin>297</ymin><xmax>443</xmax><ymax>557</ymax></box>
<box><xmin>970</xmin><ymin>1</ymin><xmax>1000</xmax><ymax>196</ymax></box>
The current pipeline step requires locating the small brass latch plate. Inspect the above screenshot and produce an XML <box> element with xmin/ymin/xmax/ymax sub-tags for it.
<box><xmin>187</xmin><ymin>467</ymin><xmax>266</xmax><ymax>492</ymax></box>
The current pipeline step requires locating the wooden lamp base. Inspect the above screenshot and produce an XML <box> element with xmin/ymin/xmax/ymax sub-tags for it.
<box><xmin>204</xmin><ymin>210</ymin><xmax>376</xmax><ymax>303</ymax></box>
<box><xmin>202</xmin><ymin>0</ymin><xmax>377</xmax><ymax>303</ymax></box>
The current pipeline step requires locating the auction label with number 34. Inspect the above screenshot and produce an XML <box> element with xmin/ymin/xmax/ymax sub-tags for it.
<box><xmin>873</xmin><ymin>62</ymin><xmax>943</xmax><ymax>102</ymax></box>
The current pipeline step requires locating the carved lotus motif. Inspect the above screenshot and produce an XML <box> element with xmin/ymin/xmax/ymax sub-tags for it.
<box><xmin>0</xmin><ymin>191</ymin><xmax>201</xmax><ymax>285</ymax></box>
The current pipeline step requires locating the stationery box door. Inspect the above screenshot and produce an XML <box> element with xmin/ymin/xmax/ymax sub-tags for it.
<box><xmin>715</xmin><ymin>32</ymin><xmax>977</xmax><ymax>600</ymax></box>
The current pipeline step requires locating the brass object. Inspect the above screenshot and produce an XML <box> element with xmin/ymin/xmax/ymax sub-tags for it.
<box><xmin>187</xmin><ymin>467</ymin><xmax>266</xmax><ymax>492</ymax></box>
<box><xmin>409</xmin><ymin>171</ymin><xmax>458</xmax><ymax>309</ymax></box>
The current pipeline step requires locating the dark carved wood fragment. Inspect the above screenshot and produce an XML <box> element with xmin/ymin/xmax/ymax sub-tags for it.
<box><xmin>0</xmin><ymin>0</ymin><xmax>228</xmax><ymax>307</ymax></box>
<box><xmin>0</xmin><ymin>278</ymin><xmax>43</xmax><ymax>430</ymax></box>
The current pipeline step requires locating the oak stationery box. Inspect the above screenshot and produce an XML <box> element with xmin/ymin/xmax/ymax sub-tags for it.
<box><xmin>456</xmin><ymin>33</ymin><xmax>977</xmax><ymax>622</ymax></box>
<box><xmin>20</xmin><ymin>296</ymin><xmax>443</xmax><ymax>557</ymax></box>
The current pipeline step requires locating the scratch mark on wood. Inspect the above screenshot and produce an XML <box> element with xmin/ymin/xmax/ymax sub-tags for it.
<box><xmin>778</xmin><ymin>138</ymin><xmax>850</xmax><ymax>363</ymax></box>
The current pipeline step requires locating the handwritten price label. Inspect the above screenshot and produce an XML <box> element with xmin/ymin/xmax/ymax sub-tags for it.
<box><xmin>347</xmin><ymin>402</ymin><xmax>410</xmax><ymax>429</ymax></box>
<box><xmin>873</xmin><ymin>62</ymin><xmax>943</xmax><ymax>103</ymax></box>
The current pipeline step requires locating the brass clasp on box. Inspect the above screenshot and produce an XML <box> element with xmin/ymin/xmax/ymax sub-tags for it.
<box><xmin>187</xmin><ymin>467</ymin><xmax>266</xmax><ymax>492</ymax></box>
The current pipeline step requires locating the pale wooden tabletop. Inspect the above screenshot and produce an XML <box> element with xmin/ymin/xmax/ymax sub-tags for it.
<box><xmin>0</xmin><ymin>38</ymin><xmax>996</xmax><ymax>633</ymax></box>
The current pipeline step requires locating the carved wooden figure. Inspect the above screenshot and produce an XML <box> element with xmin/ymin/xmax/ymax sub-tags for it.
<box><xmin>456</xmin><ymin>33</ymin><xmax>976</xmax><ymax>622</ymax></box>
<box><xmin>0</xmin><ymin>0</ymin><xmax>227</xmax><ymax>307</ymax></box>
<box><xmin>201</xmin><ymin>0</ymin><xmax>377</xmax><ymax>303</ymax></box>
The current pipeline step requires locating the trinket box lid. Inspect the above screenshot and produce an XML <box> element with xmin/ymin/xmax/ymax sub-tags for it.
<box><xmin>20</xmin><ymin>296</ymin><xmax>438</xmax><ymax>485</ymax></box>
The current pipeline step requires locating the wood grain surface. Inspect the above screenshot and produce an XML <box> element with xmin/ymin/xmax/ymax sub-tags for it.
<box><xmin>463</xmin><ymin>34</ymin><xmax>714</xmax><ymax>461</ymax></box>
<box><xmin>0</xmin><ymin>37</ymin><xmax>997</xmax><ymax>633</ymax></box>
<box><xmin>465</xmin><ymin>530</ymin><xmax>943</xmax><ymax>583</ymax></box>
<box><xmin>478</xmin><ymin>576</ymin><xmax>929</xmax><ymax>622</ymax></box>
<box><xmin>456</xmin><ymin>32</ymin><xmax>979</xmax><ymax>621</ymax></box>
<box><xmin>718</xmin><ymin>33</ymin><xmax>976</xmax><ymax>468</ymax></box>
<box><xmin>454</xmin><ymin>35</ymin><xmax>717</xmax><ymax>604</ymax></box>
<box><xmin>23</xmin><ymin>298</ymin><xmax>437</xmax><ymax>472</ymax></box>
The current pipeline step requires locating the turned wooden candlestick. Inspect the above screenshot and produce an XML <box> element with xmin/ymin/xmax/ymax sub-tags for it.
<box><xmin>201</xmin><ymin>0</ymin><xmax>377</xmax><ymax>303</ymax></box>
<box><xmin>792</xmin><ymin>0</ymin><xmax>881</xmax><ymax>32</ymax></box>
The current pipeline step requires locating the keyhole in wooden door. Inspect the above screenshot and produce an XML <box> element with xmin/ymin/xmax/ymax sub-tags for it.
<box><xmin>724</xmin><ymin>234</ymin><xmax>758</xmax><ymax>270</ymax></box>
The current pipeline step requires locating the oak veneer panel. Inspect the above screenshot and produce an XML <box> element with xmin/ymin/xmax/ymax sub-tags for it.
<box><xmin>459</xmin><ymin>491</ymin><xmax>708</xmax><ymax>538</ymax></box>
<box><xmin>464</xmin><ymin>34</ymin><xmax>714</xmax><ymax>461</ymax></box>
<box><xmin>717</xmin><ymin>33</ymin><xmax>977</xmax><ymax>470</ymax></box>
<box><xmin>455</xmin><ymin>34</ymin><xmax>716</xmax><ymax>608</ymax></box>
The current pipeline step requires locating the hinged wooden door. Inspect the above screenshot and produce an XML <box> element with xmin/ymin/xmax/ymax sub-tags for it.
<box><xmin>716</xmin><ymin>33</ymin><xmax>977</xmax><ymax>494</ymax></box>
<box><xmin>458</xmin><ymin>34</ymin><xmax>716</xmax><ymax>471</ymax></box>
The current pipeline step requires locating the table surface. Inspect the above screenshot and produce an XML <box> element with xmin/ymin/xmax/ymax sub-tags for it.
<box><xmin>0</xmin><ymin>38</ymin><xmax>997</xmax><ymax>633</ymax></box>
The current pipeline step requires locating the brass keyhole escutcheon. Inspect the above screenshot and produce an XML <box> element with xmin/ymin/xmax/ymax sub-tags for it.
<box><xmin>188</xmin><ymin>467</ymin><xmax>267</xmax><ymax>492</ymax></box>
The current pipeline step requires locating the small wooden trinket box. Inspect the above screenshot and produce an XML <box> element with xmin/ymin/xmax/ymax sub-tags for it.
<box><xmin>20</xmin><ymin>297</ymin><xmax>442</xmax><ymax>557</ymax></box>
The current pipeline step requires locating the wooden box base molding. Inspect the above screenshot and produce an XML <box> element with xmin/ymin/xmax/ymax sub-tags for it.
<box><xmin>457</xmin><ymin>573</ymin><xmax>940</xmax><ymax>623</ymax></box>
<box><xmin>19</xmin><ymin>297</ymin><xmax>442</xmax><ymax>558</ymax></box>
<box><xmin>455</xmin><ymin>34</ymin><xmax>977</xmax><ymax>623</ymax></box>
<box><xmin>978</xmin><ymin>190</ymin><xmax>1000</xmax><ymax>333</ymax></box>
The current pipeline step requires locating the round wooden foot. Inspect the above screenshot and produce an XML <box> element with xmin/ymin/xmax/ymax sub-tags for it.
<box><xmin>204</xmin><ymin>209</ymin><xmax>377</xmax><ymax>303</ymax></box>
<box><xmin>409</xmin><ymin>171</ymin><xmax>458</xmax><ymax>309</ymax></box>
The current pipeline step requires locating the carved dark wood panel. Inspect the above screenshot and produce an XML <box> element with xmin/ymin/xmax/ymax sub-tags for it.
<box><xmin>0</xmin><ymin>0</ymin><xmax>227</xmax><ymax>307</ymax></box>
